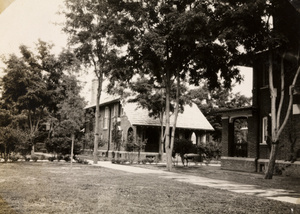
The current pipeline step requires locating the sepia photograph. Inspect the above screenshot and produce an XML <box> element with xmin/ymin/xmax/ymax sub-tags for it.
<box><xmin>0</xmin><ymin>0</ymin><xmax>299</xmax><ymax>213</ymax></box>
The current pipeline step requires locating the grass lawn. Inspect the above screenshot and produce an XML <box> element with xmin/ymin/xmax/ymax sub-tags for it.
<box><xmin>0</xmin><ymin>162</ymin><xmax>299</xmax><ymax>214</ymax></box>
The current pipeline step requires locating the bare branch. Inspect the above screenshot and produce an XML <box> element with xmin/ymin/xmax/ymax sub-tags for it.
<box><xmin>277</xmin><ymin>65</ymin><xmax>300</xmax><ymax>137</ymax></box>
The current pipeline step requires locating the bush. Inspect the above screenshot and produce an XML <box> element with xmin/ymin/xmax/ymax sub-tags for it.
<box><xmin>48</xmin><ymin>156</ymin><xmax>56</xmax><ymax>162</ymax></box>
<box><xmin>31</xmin><ymin>155</ymin><xmax>39</xmax><ymax>162</ymax></box>
<box><xmin>25</xmin><ymin>157</ymin><xmax>30</xmax><ymax>162</ymax></box>
<box><xmin>64</xmin><ymin>156</ymin><xmax>71</xmax><ymax>162</ymax></box>
<box><xmin>57</xmin><ymin>154</ymin><xmax>63</xmax><ymax>162</ymax></box>
<box><xmin>147</xmin><ymin>157</ymin><xmax>154</xmax><ymax>164</ymax></box>
<box><xmin>197</xmin><ymin>142</ymin><xmax>221</xmax><ymax>161</ymax></box>
<box><xmin>111</xmin><ymin>158</ymin><xmax>116</xmax><ymax>164</ymax></box>
<box><xmin>40</xmin><ymin>155</ymin><xmax>46</xmax><ymax>160</ymax></box>
<box><xmin>173</xmin><ymin>138</ymin><xmax>197</xmax><ymax>165</ymax></box>
<box><xmin>76</xmin><ymin>158</ymin><xmax>88</xmax><ymax>164</ymax></box>
<box><xmin>10</xmin><ymin>156</ymin><xmax>19</xmax><ymax>162</ymax></box>
<box><xmin>120</xmin><ymin>159</ymin><xmax>128</xmax><ymax>164</ymax></box>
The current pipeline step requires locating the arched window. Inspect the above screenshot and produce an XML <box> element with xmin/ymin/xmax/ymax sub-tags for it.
<box><xmin>191</xmin><ymin>132</ymin><xmax>197</xmax><ymax>145</ymax></box>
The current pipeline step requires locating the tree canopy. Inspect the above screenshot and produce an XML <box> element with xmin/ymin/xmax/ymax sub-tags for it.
<box><xmin>102</xmin><ymin>0</ymin><xmax>246</xmax><ymax>170</ymax></box>
<box><xmin>63</xmin><ymin>0</ymin><xmax>129</xmax><ymax>163</ymax></box>
<box><xmin>0</xmin><ymin>41</ymin><xmax>84</xmax><ymax>159</ymax></box>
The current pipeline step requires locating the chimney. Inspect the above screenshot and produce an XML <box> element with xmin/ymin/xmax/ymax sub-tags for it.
<box><xmin>90</xmin><ymin>79</ymin><xmax>98</xmax><ymax>106</ymax></box>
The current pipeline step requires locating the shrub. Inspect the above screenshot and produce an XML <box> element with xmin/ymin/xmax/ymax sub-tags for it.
<box><xmin>147</xmin><ymin>158</ymin><xmax>154</xmax><ymax>164</ymax></box>
<box><xmin>10</xmin><ymin>156</ymin><xmax>19</xmax><ymax>162</ymax></box>
<box><xmin>57</xmin><ymin>154</ymin><xmax>63</xmax><ymax>162</ymax></box>
<box><xmin>197</xmin><ymin>142</ymin><xmax>221</xmax><ymax>162</ymax></box>
<box><xmin>25</xmin><ymin>157</ymin><xmax>30</xmax><ymax>162</ymax></box>
<box><xmin>76</xmin><ymin>158</ymin><xmax>88</xmax><ymax>164</ymax></box>
<box><xmin>120</xmin><ymin>159</ymin><xmax>128</xmax><ymax>164</ymax></box>
<box><xmin>48</xmin><ymin>156</ymin><xmax>56</xmax><ymax>162</ymax></box>
<box><xmin>64</xmin><ymin>156</ymin><xmax>71</xmax><ymax>162</ymax></box>
<box><xmin>111</xmin><ymin>158</ymin><xmax>116</xmax><ymax>164</ymax></box>
<box><xmin>173</xmin><ymin>138</ymin><xmax>197</xmax><ymax>165</ymax></box>
<box><xmin>31</xmin><ymin>155</ymin><xmax>39</xmax><ymax>162</ymax></box>
<box><xmin>40</xmin><ymin>155</ymin><xmax>46</xmax><ymax>160</ymax></box>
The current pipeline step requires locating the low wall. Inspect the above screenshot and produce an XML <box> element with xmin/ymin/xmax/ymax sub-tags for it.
<box><xmin>221</xmin><ymin>157</ymin><xmax>300</xmax><ymax>177</ymax></box>
<box><xmin>257</xmin><ymin>159</ymin><xmax>300</xmax><ymax>177</ymax></box>
<box><xmin>221</xmin><ymin>157</ymin><xmax>257</xmax><ymax>172</ymax></box>
<box><xmin>82</xmin><ymin>149</ymin><xmax>165</xmax><ymax>162</ymax></box>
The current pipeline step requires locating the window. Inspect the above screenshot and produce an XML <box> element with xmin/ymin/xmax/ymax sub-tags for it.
<box><xmin>191</xmin><ymin>132</ymin><xmax>197</xmax><ymax>145</ymax></box>
<box><xmin>103</xmin><ymin>107</ymin><xmax>109</xmax><ymax>129</ymax></box>
<box><xmin>262</xmin><ymin>117</ymin><xmax>268</xmax><ymax>144</ymax></box>
<box><xmin>114</xmin><ymin>104</ymin><xmax>118</xmax><ymax>117</ymax></box>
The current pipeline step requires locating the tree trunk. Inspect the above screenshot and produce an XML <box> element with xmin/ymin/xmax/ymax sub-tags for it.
<box><xmin>31</xmin><ymin>144</ymin><xmax>35</xmax><ymax>156</ymax></box>
<box><xmin>165</xmin><ymin>72</ymin><xmax>172</xmax><ymax>171</ymax></box>
<box><xmin>70</xmin><ymin>133</ymin><xmax>75</xmax><ymax>169</ymax></box>
<box><xmin>159</xmin><ymin>113</ymin><xmax>164</xmax><ymax>161</ymax></box>
<box><xmin>4</xmin><ymin>144</ymin><xmax>8</xmax><ymax>162</ymax></box>
<box><xmin>93</xmin><ymin>75</ymin><xmax>103</xmax><ymax>164</ymax></box>
<box><xmin>264</xmin><ymin>142</ymin><xmax>279</xmax><ymax>179</ymax></box>
<box><xmin>170</xmin><ymin>72</ymin><xmax>180</xmax><ymax>165</ymax></box>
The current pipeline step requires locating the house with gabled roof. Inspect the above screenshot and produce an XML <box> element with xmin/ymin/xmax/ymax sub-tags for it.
<box><xmin>84</xmin><ymin>80</ymin><xmax>214</xmax><ymax>160</ymax></box>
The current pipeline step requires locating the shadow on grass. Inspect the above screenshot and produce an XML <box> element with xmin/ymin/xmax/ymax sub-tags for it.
<box><xmin>0</xmin><ymin>196</ymin><xmax>17</xmax><ymax>214</ymax></box>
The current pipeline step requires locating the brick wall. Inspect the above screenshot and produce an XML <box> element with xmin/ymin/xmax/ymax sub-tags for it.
<box><xmin>257</xmin><ymin>159</ymin><xmax>300</xmax><ymax>177</ymax></box>
<box><xmin>221</xmin><ymin>118</ymin><xmax>229</xmax><ymax>156</ymax></box>
<box><xmin>221</xmin><ymin>157</ymin><xmax>256</xmax><ymax>172</ymax></box>
<box><xmin>247</xmin><ymin>115</ymin><xmax>258</xmax><ymax>158</ymax></box>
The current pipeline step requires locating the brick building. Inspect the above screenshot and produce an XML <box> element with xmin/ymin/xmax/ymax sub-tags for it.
<box><xmin>219</xmin><ymin>0</ymin><xmax>300</xmax><ymax>177</ymax></box>
<box><xmin>84</xmin><ymin>80</ymin><xmax>214</xmax><ymax>160</ymax></box>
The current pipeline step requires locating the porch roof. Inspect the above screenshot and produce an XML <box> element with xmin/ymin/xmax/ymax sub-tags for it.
<box><xmin>123</xmin><ymin>102</ymin><xmax>214</xmax><ymax>131</ymax></box>
<box><xmin>214</xmin><ymin>107</ymin><xmax>257</xmax><ymax>118</ymax></box>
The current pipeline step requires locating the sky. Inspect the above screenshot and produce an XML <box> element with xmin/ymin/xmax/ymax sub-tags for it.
<box><xmin>0</xmin><ymin>0</ymin><xmax>253</xmax><ymax>102</ymax></box>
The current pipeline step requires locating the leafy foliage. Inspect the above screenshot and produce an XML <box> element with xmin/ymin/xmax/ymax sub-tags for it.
<box><xmin>105</xmin><ymin>0</ymin><xmax>245</xmax><ymax>170</ymax></box>
<box><xmin>188</xmin><ymin>84</ymin><xmax>251</xmax><ymax>141</ymax></box>
<box><xmin>172</xmin><ymin>138</ymin><xmax>197</xmax><ymax>159</ymax></box>
<box><xmin>46</xmin><ymin>75</ymin><xmax>86</xmax><ymax>156</ymax></box>
<box><xmin>0</xmin><ymin>41</ymin><xmax>75</xmax><ymax>156</ymax></box>
<box><xmin>63</xmin><ymin>0</ymin><xmax>129</xmax><ymax>163</ymax></box>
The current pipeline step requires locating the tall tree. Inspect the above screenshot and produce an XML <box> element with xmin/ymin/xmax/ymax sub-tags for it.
<box><xmin>108</xmin><ymin>1</ymin><xmax>242</xmax><ymax>170</ymax></box>
<box><xmin>1</xmin><ymin>41</ymin><xmax>76</xmax><ymax>156</ymax></box>
<box><xmin>55</xmin><ymin>75</ymin><xmax>86</xmax><ymax>167</ymax></box>
<box><xmin>215</xmin><ymin>0</ymin><xmax>300</xmax><ymax>179</ymax></box>
<box><xmin>2</xmin><ymin>44</ymin><xmax>49</xmax><ymax>155</ymax></box>
<box><xmin>127</xmin><ymin>77</ymin><xmax>187</xmax><ymax>159</ymax></box>
<box><xmin>63</xmin><ymin>0</ymin><xmax>127</xmax><ymax>164</ymax></box>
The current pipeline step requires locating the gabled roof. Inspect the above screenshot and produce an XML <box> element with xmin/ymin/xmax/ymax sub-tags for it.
<box><xmin>84</xmin><ymin>93</ymin><xmax>120</xmax><ymax>109</ymax></box>
<box><xmin>85</xmin><ymin>93</ymin><xmax>214</xmax><ymax>131</ymax></box>
<box><xmin>123</xmin><ymin>102</ymin><xmax>214</xmax><ymax>131</ymax></box>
